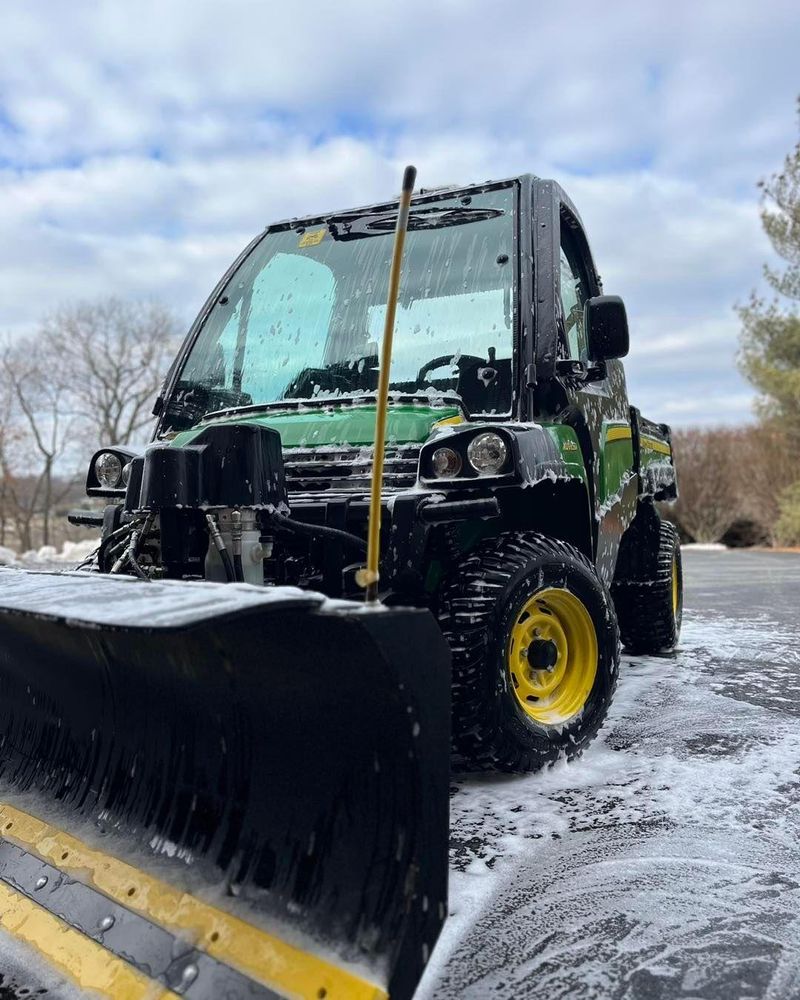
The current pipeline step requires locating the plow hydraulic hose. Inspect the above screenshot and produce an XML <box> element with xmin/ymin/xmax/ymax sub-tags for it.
<box><xmin>271</xmin><ymin>510</ymin><xmax>367</xmax><ymax>552</ymax></box>
<box><xmin>361</xmin><ymin>164</ymin><xmax>417</xmax><ymax>603</ymax></box>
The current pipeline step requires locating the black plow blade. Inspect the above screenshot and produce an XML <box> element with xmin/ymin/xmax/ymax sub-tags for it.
<box><xmin>0</xmin><ymin>569</ymin><xmax>451</xmax><ymax>1000</ymax></box>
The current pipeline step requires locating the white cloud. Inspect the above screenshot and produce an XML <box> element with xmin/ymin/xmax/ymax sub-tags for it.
<box><xmin>1</xmin><ymin>0</ymin><xmax>798</xmax><ymax>425</ymax></box>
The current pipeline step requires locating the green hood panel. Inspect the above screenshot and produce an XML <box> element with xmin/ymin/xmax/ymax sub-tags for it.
<box><xmin>169</xmin><ymin>403</ymin><xmax>462</xmax><ymax>450</ymax></box>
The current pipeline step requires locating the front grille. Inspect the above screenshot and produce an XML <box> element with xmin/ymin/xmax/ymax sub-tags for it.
<box><xmin>283</xmin><ymin>444</ymin><xmax>421</xmax><ymax>495</ymax></box>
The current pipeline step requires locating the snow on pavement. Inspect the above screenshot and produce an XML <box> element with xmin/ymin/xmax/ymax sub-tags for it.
<box><xmin>420</xmin><ymin>575</ymin><xmax>800</xmax><ymax>998</ymax></box>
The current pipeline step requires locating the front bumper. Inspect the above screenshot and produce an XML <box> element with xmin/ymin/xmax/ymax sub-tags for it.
<box><xmin>288</xmin><ymin>490</ymin><xmax>501</xmax><ymax>594</ymax></box>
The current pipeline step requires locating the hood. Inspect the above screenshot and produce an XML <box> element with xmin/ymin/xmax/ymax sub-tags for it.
<box><xmin>168</xmin><ymin>402</ymin><xmax>463</xmax><ymax>450</ymax></box>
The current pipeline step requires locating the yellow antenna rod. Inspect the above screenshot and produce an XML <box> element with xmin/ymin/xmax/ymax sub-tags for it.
<box><xmin>361</xmin><ymin>164</ymin><xmax>417</xmax><ymax>603</ymax></box>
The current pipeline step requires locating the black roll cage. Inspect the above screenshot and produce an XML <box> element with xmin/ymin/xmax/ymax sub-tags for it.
<box><xmin>530</xmin><ymin>178</ymin><xmax>604</xmax><ymax>389</ymax></box>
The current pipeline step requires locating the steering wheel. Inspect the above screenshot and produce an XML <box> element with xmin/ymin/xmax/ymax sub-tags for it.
<box><xmin>417</xmin><ymin>354</ymin><xmax>487</xmax><ymax>384</ymax></box>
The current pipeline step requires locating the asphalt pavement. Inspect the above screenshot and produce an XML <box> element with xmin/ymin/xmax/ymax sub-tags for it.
<box><xmin>0</xmin><ymin>549</ymin><xmax>797</xmax><ymax>998</ymax></box>
<box><xmin>419</xmin><ymin>548</ymin><xmax>800</xmax><ymax>999</ymax></box>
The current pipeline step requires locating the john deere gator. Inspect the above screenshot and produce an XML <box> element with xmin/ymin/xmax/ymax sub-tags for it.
<box><xmin>0</xmin><ymin>169</ymin><xmax>680</xmax><ymax>999</ymax></box>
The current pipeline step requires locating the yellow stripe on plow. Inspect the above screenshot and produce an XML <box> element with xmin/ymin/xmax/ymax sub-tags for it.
<box><xmin>0</xmin><ymin>881</ymin><xmax>174</xmax><ymax>1000</ymax></box>
<box><xmin>0</xmin><ymin>803</ymin><xmax>387</xmax><ymax>1000</ymax></box>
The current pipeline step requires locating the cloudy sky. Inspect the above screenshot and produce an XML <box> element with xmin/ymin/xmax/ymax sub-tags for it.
<box><xmin>1</xmin><ymin>0</ymin><xmax>798</xmax><ymax>425</ymax></box>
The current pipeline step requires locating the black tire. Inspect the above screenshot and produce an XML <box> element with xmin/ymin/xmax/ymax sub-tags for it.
<box><xmin>437</xmin><ymin>532</ymin><xmax>619</xmax><ymax>773</ymax></box>
<box><xmin>612</xmin><ymin>519</ymin><xmax>682</xmax><ymax>654</ymax></box>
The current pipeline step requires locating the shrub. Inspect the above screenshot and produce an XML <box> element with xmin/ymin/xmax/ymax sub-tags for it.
<box><xmin>775</xmin><ymin>481</ymin><xmax>800</xmax><ymax>547</ymax></box>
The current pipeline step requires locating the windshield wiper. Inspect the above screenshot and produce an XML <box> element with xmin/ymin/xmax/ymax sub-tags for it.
<box><xmin>327</xmin><ymin>206</ymin><xmax>504</xmax><ymax>241</ymax></box>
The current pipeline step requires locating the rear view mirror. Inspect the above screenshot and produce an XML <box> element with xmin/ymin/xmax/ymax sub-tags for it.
<box><xmin>585</xmin><ymin>295</ymin><xmax>629</xmax><ymax>361</ymax></box>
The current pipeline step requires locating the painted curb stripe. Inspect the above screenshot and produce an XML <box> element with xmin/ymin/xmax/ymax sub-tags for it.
<box><xmin>0</xmin><ymin>880</ymin><xmax>174</xmax><ymax>1000</ymax></box>
<box><xmin>640</xmin><ymin>435</ymin><xmax>671</xmax><ymax>456</ymax></box>
<box><xmin>0</xmin><ymin>840</ymin><xmax>283</xmax><ymax>999</ymax></box>
<box><xmin>0</xmin><ymin>804</ymin><xmax>387</xmax><ymax>1000</ymax></box>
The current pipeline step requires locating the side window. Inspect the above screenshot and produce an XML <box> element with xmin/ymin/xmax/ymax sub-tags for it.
<box><xmin>559</xmin><ymin>225</ymin><xmax>589</xmax><ymax>360</ymax></box>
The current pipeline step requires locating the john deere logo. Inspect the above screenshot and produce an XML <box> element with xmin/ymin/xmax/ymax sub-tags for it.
<box><xmin>562</xmin><ymin>440</ymin><xmax>578</xmax><ymax>452</ymax></box>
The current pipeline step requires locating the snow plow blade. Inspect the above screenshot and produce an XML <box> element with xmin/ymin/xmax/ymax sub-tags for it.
<box><xmin>0</xmin><ymin>569</ymin><xmax>451</xmax><ymax>1000</ymax></box>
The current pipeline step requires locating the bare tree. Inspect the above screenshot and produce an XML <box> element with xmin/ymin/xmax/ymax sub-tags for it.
<box><xmin>734</xmin><ymin>422</ymin><xmax>800</xmax><ymax>544</ymax></box>
<box><xmin>40</xmin><ymin>297</ymin><xmax>181</xmax><ymax>447</ymax></box>
<box><xmin>670</xmin><ymin>428</ymin><xmax>740</xmax><ymax>543</ymax></box>
<box><xmin>0</xmin><ymin>373</ymin><xmax>20</xmax><ymax>547</ymax></box>
<box><xmin>1</xmin><ymin>297</ymin><xmax>180</xmax><ymax>553</ymax></box>
<box><xmin>0</xmin><ymin>341</ymin><xmax>78</xmax><ymax>548</ymax></box>
<box><xmin>669</xmin><ymin>424</ymin><xmax>800</xmax><ymax>545</ymax></box>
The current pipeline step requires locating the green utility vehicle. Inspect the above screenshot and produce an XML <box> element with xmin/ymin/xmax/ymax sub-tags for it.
<box><xmin>0</xmin><ymin>172</ymin><xmax>681</xmax><ymax>1000</ymax></box>
<box><xmin>80</xmin><ymin>174</ymin><xmax>681</xmax><ymax>773</ymax></box>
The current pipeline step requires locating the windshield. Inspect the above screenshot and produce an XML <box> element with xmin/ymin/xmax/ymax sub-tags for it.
<box><xmin>166</xmin><ymin>185</ymin><xmax>515</xmax><ymax>430</ymax></box>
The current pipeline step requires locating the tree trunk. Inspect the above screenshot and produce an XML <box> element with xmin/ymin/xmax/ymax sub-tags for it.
<box><xmin>42</xmin><ymin>456</ymin><xmax>53</xmax><ymax>547</ymax></box>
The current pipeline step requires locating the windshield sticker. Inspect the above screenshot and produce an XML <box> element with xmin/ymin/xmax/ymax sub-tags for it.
<box><xmin>298</xmin><ymin>229</ymin><xmax>327</xmax><ymax>248</ymax></box>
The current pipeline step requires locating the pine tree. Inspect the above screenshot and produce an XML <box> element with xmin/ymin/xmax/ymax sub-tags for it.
<box><xmin>738</xmin><ymin>98</ymin><xmax>800</xmax><ymax>442</ymax></box>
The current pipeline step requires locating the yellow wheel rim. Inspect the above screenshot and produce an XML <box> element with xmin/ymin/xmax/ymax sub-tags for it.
<box><xmin>672</xmin><ymin>554</ymin><xmax>680</xmax><ymax>616</ymax></box>
<box><xmin>506</xmin><ymin>588</ymin><xmax>598</xmax><ymax>726</ymax></box>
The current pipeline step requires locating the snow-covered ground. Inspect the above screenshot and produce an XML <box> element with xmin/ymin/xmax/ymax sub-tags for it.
<box><xmin>0</xmin><ymin>547</ymin><xmax>797</xmax><ymax>998</ymax></box>
<box><xmin>419</xmin><ymin>549</ymin><xmax>800</xmax><ymax>999</ymax></box>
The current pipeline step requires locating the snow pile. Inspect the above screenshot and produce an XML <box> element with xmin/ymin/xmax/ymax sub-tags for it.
<box><xmin>682</xmin><ymin>541</ymin><xmax>727</xmax><ymax>551</ymax></box>
<box><xmin>0</xmin><ymin>546</ymin><xmax>18</xmax><ymax>566</ymax></box>
<box><xmin>19</xmin><ymin>539</ymin><xmax>98</xmax><ymax>565</ymax></box>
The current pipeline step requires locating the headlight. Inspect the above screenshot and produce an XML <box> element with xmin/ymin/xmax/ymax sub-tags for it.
<box><xmin>94</xmin><ymin>451</ymin><xmax>123</xmax><ymax>488</ymax></box>
<box><xmin>431</xmin><ymin>447</ymin><xmax>462</xmax><ymax>478</ymax></box>
<box><xmin>467</xmin><ymin>432</ymin><xmax>508</xmax><ymax>476</ymax></box>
